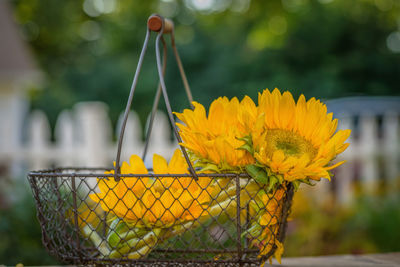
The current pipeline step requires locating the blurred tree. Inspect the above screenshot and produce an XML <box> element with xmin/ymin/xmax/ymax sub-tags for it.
<box><xmin>0</xmin><ymin>187</ymin><xmax>59</xmax><ymax>265</ymax></box>
<box><xmin>11</xmin><ymin>0</ymin><xmax>400</xmax><ymax>131</ymax></box>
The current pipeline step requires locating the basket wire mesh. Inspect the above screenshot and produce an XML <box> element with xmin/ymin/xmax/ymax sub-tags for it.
<box><xmin>27</xmin><ymin>15</ymin><xmax>294</xmax><ymax>266</ymax></box>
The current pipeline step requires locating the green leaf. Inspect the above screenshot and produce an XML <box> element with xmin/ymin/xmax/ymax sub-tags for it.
<box><xmin>237</xmin><ymin>135</ymin><xmax>254</xmax><ymax>154</ymax></box>
<box><xmin>292</xmin><ymin>180</ymin><xmax>301</xmax><ymax>191</ymax></box>
<box><xmin>245</xmin><ymin>164</ymin><xmax>269</xmax><ymax>184</ymax></box>
<box><xmin>276</xmin><ymin>174</ymin><xmax>284</xmax><ymax>183</ymax></box>
<box><xmin>254</xmin><ymin>162</ymin><xmax>265</xmax><ymax>168</ymax></box>
<box><xmin>267</xmin><ymin>176</ymin><xmax>279</xmax><ymax>192</ymax></box>
<box><xmin>236</xmin><ymin>135</ymin><xmax>252</xmax><ymax>144</ymax></box>
<box><xmin>237</xmin><ymin>143</ymin><xmax>253</xmax><ymax>154</ymax></box>
<box><xmin>198</xmin><ymin>163</ymin><xmax>221</xmax><ymax>173</ymax></box>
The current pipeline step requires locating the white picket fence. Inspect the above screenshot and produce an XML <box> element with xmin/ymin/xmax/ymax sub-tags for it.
<box><xmin>313</xmin><ymin>110</ymin><xmax>400</xmax><ymax>204</ymax></box>
<box><xmin>1</xmin><ymin>98</ymin><xmax>400</xmax><ymax>205</ymax></box>
<box><xmin>21</xmin><ymin>102</ymin><xmax>178</xmax><ymax>170</ymax></box>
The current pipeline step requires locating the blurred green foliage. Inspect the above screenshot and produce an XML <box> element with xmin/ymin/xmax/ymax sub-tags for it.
<box><xmin>0</xmin><ymin>182</ymin><xmax>59</xmax><ymax>265</ymax></box>
<box><xmin>285</xmin><ymin>185</ymin><xmax>400</xmax><ymax>257</ymax></box>
<box><xmin>11</xmin><ymin>0</ymin><xmax>400</xmax><ymax>130</ymax></box>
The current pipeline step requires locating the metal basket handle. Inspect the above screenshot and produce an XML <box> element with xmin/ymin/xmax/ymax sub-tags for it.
<box><xmin>114</xmin><ymin>14</ymin><xmax>198</xmax><ymax>182</ymax></box>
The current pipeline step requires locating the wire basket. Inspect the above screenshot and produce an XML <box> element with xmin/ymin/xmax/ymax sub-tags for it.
<box><xmin>27</xmin><ymin>15</ymin><xmax>294</xmax><ymax>266</ymax></box>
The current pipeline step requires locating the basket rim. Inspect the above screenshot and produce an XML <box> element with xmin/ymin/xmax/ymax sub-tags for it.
<box><xmin>28</xmin><ymin>167</ymin><xmax>252</xmax><ymax>178</ymax></box>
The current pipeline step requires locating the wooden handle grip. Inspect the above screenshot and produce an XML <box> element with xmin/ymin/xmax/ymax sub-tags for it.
<box><xmin>147</xmin><ymin>14</ymin><xmax>173</xmax><ymax>34</ymax></box>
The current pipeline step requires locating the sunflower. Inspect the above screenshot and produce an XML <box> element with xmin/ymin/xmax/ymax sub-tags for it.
<box><xmin>258</xmin><ymin>188</ymin><xmax>285</xmax><ymax>263</ymax></box>
<box><xmin>90</xmin><ymin>149</ymin><xmax>212</xmax><ymax>225</ymax></box>
<box><xmin>242</xmin><ymin>186</ymin><xmax>286</xmax><ymax>263</ymax></box>
<box><xmin>174</xmin><ymin>96</ymin><xmax>258</xmax><ymax>171</ymax></box>
<box><xmin>89</xmin><ymin>154</ymin><xmax>148</xmax><ymax>220</ymax></box>
<box><xmin>252</xmin><ymin>88</ymin><xmax>351</xmax><ymax>181</ymax></box>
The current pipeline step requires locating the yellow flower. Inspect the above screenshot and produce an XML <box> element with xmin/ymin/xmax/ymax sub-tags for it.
<box><xmin>273</xmin><ymin>240</ymin><xmax>284</xmax><ymax>264</ymax></box>
<box><xmin>90</xmin><ymin>149</ymin><xmax>212</xmax><ymax>226</ymax></box>
<box><xmin>253</xmin><ymin>89</ymin><xmax>351</xmax><ymax>181</ymax></box>
<box><xmin>67</xmin><ymin>200</ymin><xmax>104</xmax><ymax>232</ymax></box>
<box><xmin>259</xmin><ymin>188</ymin><xmax>285</xmax><ymax>226</ymax></box>
<box><xmin>245</xmin><ymin>187</ymin><xmax>285</xmax><ymax>260</ymax></box>
<box><xmin>89</xmin><ymin>154</ymin><xmax>148</xmax><ymax>220</ymax></box>
<box><xmin>174</xmin><ymin>97</ymin><xmax>257</xmax><ymax>170</ymax></box>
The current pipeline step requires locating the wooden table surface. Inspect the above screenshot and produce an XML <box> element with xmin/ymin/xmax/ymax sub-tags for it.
<box><xmin>10</xmin><ymin>252</ymin><xmax>400</xmax><ymax>266</ymax></box>
<box><xmin>272</xmin><ymin>252</ymin><xmax>400</xmax><ymax>267</ymax></box>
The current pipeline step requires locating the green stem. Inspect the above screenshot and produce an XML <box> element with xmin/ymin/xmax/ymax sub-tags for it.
<box><xmin>107</xmin><ymin>223</ymin><xmax>148</xmax><ymax>248</ymax></box>
<box><xmin>109</xmin><ymin>228</ymin><xmax>162</xmax><ymax>259</ymax></box>
<box><xmin>82</xmin><ymin>224</ymin><xmax>111</xmax><ymax>256</ymax></box>
<box><xmin>169</xmin><ymin>182</ymin><xmax>260</xmax><ymax>237</ymax></box>
<box><xmin>126</xmin><ymin>239</ymin><xmax>158</xmax><ymax>259</ymax></box>
<box><xmin>214</xmin><ymin>179</ymin><xmax>260</xmax><ymax>203</ymax></box>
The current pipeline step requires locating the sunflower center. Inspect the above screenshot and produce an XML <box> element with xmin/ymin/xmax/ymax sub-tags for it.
<box><xmin>264</xmin><ymin>129</ymin><xmax>317</xmax><ymax>159</ymax></box>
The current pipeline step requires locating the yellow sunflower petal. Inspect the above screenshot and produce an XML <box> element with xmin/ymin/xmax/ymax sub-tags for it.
<box><xmin>129</xmin><ymin>154</ymin><xmax>148</xmax><ymax>174</ymax></box>
<box><xmin>153</xmin><ymin>153</ymin><xmax>169</xmax><ymax>174</ymax></box>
